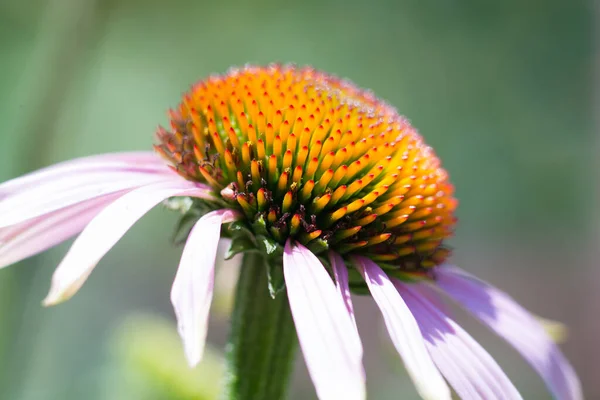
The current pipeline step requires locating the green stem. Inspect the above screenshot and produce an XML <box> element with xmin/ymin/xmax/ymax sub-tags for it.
<box><xmin>221</xmin><ymin>252</ymin><xmax>298</xmax><ymax>400</ymax></box>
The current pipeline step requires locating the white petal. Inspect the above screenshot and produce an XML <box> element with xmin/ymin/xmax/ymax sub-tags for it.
<box><xmin>0</xmin><ymin>151</ymin><xmax>171</xmax><ymax>196</ymax></box>
<box><xmin>353</xmin><ymin>256</ymin><xmax>451</xmax><ymax>400</ymax></box>
<box><xmin>0</xmin><ymin>191</ymin><xmax>125</xmax><ymax>268</ymax></box>
<box><xmin>0</xmin><ymin>152</ymin><xmax>192</xmax><ymax>228</ymax></box>
<box><xmin>435</xmin><ymin>266</ymin><xmax>582</xmax><ymax>400</ymax></box>
<box><xmin>284</xmin><ymin>240</ymin><xmax>365</xmax><ymax>400</ymax></box>
<box><xmin>170</xmin><ymin>209</ymin><xmax>239</xmax><ymax>367</ymax></box>
<box><xmin>43</xmin><ymin>180</ymin><xmax>212</xmax><ymax>306</ymax></box>
<box><xmin>397</xmin><ymin>281</ymin><xmax>522</xmax><ymax>400</ymax></box>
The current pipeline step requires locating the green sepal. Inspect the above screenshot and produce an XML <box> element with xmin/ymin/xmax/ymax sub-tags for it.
<box><xmin>228</xmin><ymin>220</ymin><xmax>253</xmax><ymax>236</ymax></box>
<box><xmin>346</xmin><ymin>261</ymin><xmax>370</xmax><ymax>295</ymax></box>
<box><xmin>348</xmin><ymin>282</ymin><xmax>370</xmax><ymax>295</ymax></box>
<box><xmin>171</xmin><ymin>214</ymin><xmax>200</xmax><ymax>245</ymax></box>
<box><xmin>226</xmin><ymin>220</ymin><xmax>257</xmax><ymax>244</ymax></box>
<box><xmin>163</xmin><ymin>196</ymin><xmax>195</xmax><ymax>213</ymax></box>
<box><xmin>251</xmin><ymin>215</ymin><xmax>269</xmax><ymax>237</ymax></box>
<box><xmin>225</xmin><ymin>236</ymin><xmax>258</xmax><ymax>260</ymax></box>
<box><xmin>258</xmin><ymin>236</ymin><xmax>281</xmax><ymax>257</ymax></box>
<box><xmin>269</xmin><ymin>226</ymin><xmax>283</xmax><ymax>242</ymax></box>
<box><xmin>266</xmin><ymin>260</ymin><xmax>286</xmax><ymax>299</ymax></box>
<box><xmin>171</xmin><ymin>209</ymin><xmax>202</xmax><ymax>246</ymax></box>
<box><xmin>168</xmin><ymin>197</ymin><xmax>219</xmax><ymax>245</ymax></box>
<box><xmin>306</xmin><ymin>238</ymin><xmax>329</xmax><ymax>255</ymax></box>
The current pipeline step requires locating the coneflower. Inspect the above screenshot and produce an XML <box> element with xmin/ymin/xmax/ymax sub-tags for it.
<box><xmin>0</xmin><ymin>65</ymin><xmax>581</xmax><ymax>400</ymax></box>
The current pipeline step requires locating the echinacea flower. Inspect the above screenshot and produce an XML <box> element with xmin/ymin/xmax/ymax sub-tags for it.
<box><xmin>0</xmin><ymin>65</ymin><xmax>582</xmax><ymax>400</ymax></box>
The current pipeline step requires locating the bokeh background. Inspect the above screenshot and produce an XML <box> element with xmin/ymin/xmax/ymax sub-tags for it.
<box><xmin>0</xmin><ymin>0</ymin><xmax>596</xmax><ymax>398</ymax></box>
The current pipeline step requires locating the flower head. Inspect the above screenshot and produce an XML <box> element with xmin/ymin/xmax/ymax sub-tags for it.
<box><xmin>155</xmin><ymin>65</ymin><xmax>456</xmax><ymax>275</ymax></box>
<box><xmin>0</xmin><ymin>65</ymin><xmax>581</xmax><ymax>400</ymax></box>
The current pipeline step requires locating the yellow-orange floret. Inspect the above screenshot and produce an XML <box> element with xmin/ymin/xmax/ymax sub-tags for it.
<box><xmin>155</xmin><ymin>64</ymin><xmax>457</xmax><ymax>271</ymax></box>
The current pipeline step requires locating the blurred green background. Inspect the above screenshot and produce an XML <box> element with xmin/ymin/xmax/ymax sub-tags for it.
<box><xmin>0</xmin><ymin>0</ymin><xmax>596</xmax><ymax>398</ymax></box>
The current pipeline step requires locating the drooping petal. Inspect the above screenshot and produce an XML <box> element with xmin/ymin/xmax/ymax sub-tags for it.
<box><xmin>435</xmin><ymin>266</ymin><xmax>582</xmax><ymax>400</ymax></box>
<box><xmin>0</xmin><ymin>191</ymin><xmax>126</xmax><ymax>269</ymax></box>
<box><xmin>328</xmin><ymin>251</ymin><xmax>359</xmax><ymax>332</ymax></box>
<box><xmin>397</xmin><ymin>281</ymin><xmax>522</xmax><ymax>400</ymax></box>
<box><xmin>170</xmin><ymin>209</ymin><xmax>240</xmax><ymax>367</ymax></box>
<box><xmin>284</xmin><ymin>241</ymin><xmax>365</xmax><ymax>400</ymax></box>
<box><xmin>0</xmin><ymin>152</ymin><xmax>193</xmax><ymax>228</ymax></box>
<box><xmin>352</xmin><ymin>256</ymin><xmax>451</xmax><ymax>400</ymax></box>
<box><xmin>43</xmin><ymin>180</ymin><xmax>213</xmax><ymax>306</ymax></box>
<box><xmin>0</xmin><ymin>152</ymin><xmax>171</xmax><ymax>196</ymax></box>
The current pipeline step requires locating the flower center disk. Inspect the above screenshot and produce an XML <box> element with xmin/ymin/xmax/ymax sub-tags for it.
<box><xmin>156</xmin><ymin>65</ymin><xmax>457</xmax><ymax>271</ymax></box>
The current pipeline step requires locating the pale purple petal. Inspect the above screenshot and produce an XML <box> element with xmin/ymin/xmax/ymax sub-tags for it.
<box><xmin>0</xmin><ymin>152</ymin><xmax>172</xmax><ymax>196</ymax></box>
<box><xmin>0</xmin><ymin>152</ymin><xmax>202</xmax><ymax>228</ymax></box>
<box><xmin>414</xmin><ymin>281</ymin><xmax>451</xmax><ymax>317</ymax></box>
<box><xmin>170</xmin><ymin>209</ymin><xmax>240</xmax><ymax>367</ymax></box>
<box><xmin>397</xmin><ymin>281</ymin><xmax>522</xmax><ymax>400</ymax></box>
<box><xmin>328</xmin><ymin>251</ymin><xmax>359</xmax><ymax>333</ymax></box>
<box><xmin>284</xmin><ymin>241</ymin><xmax>365</xmax><ymax>400</ymax></box>
<box><xmin>353</xmin><ymin>256</ymin><xmax>451</xmax><ymax>400</ymax></box>
<box><xmin>435</xmin><ymin>266</ymin><xmax>582</xmax><ymax>400</ymax></box>
<box><xmin>43</xmin><ymin>180</ymin><xmax>213</xmax><ymax>306</ymax></box>
<box><xmin>0</xmin><ymin>191</ymin><xmax>127</xmax><ymax>269</ymax></box>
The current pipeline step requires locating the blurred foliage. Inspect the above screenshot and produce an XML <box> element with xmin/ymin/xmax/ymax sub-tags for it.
<box><xmin>0</xmin><ymin>0</ymin><xmax>594</xmax><ymax>399</ymax></box>
<box><xmin>0</xmin><ymin>0</ymin><xmax>592</xmax><ymax>238</ymax></box>
<box><xmin>0</xmin><ymin>274</ymin><xmax>15</xmax><ymax>363</ymax></box>
<box><xmin>103</xmin><ymin>314</ymin><xmax>224</xmax><ymax>400</ymax></box>
<box><xmin>211</xmin><ymin>245</ymin><xmax>240</xmax><ymax>316</ymax></box>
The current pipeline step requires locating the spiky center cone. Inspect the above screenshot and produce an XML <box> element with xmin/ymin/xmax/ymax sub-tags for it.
<box><xmin>155</xmin><ymin>65</ymin><xmax>457</xmax><ymax>273</ymax></box>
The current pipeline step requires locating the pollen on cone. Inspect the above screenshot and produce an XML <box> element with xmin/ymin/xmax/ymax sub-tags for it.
<box><xmin>155</xmin><ymin>64</ymin><xmax>457</xmax><ymax>270</ymax></box>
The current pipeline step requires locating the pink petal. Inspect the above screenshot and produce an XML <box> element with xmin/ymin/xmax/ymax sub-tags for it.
<box><xmin>397</xmin><ymin>281</ymin><xmax>522</xmax><ymax>400</ymax></box>
<box><xmin>0</xmin><ymin>191</ymin><xmax>127</xmax><ymax>269</ymax></box>
<box><xmin>0</xmin><ymin>152</ymin><xmax>172</xmax><ymax>196</ymax></box>
<box><xmin>0</xmin><ymin>152</ymin><xmax>197</xmax><ymax>228</ymax></box>
<box><xmin>353</xmin><ymin>256</ymin><xmax>451</xmax><ymax>400</ymax></box>
<box><xmin>284</xmin><ymin>241</ymin><xmax>365</xmax><ymax>400</ymax></box>
<box><xmin>435</xmin><ymin>266</ymin><xmax>582</xmax><ymax>400</ymax></box>
<box><xmin>43</xmin><ymin>180</ymin><xmax>213</xmax><ymax>306</ymax></box>
<box><xmin>328</xmin><ymin>251</ymin><xmax>359</xmax><ymax>333</ymax></box>
<box><xmin>170</xmin><ymin>209</ymin><xmax>240</xmax><ymax>367</ymax></box>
